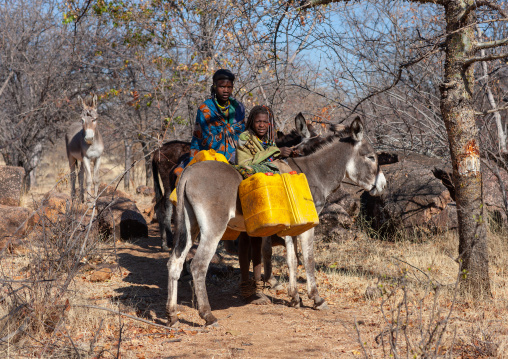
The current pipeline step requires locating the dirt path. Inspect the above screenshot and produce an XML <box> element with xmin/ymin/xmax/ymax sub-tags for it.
<box><xmin>77</xmin><ymin>222</ymin><xmax>381</xmax><ymax>358</ymax></box>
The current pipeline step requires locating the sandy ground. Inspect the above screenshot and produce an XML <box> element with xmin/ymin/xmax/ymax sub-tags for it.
<box><xmin>71</xmin><ymin>222</ymin><xmax>378</xmax><ymax>359</ymax></box>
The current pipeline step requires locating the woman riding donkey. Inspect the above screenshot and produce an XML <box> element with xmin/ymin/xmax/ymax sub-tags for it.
<box><xmin>174</xmin><ymin>69</ymin><xmax>245</xmax><ymax>178</ymax></box>
<box><xmin>234</xmin><ymin>105</ymin><xmax>293</xmax><ymax>304</ymax></box>
<box><xmin>177</xmin><ymin>70</ymin><xmax>292</xmax><ymax>305</ymax></box>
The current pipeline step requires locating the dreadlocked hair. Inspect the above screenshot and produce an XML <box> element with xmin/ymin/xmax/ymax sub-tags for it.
<box><xmin>246</xmin><ymin>105</ymin><xmax>276</xmax><ymax>143</ymax></box>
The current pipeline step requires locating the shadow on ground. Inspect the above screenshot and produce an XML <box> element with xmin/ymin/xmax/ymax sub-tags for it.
<box><xmin>112</xmin><ymin>227</ymin><xmax>278</xmax><ymax>326</ymax></box>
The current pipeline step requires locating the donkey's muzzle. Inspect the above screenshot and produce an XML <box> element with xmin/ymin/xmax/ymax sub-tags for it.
<box><xmin>369</xmin><ymin>171</ymin><xmax>387</xmax><ymax>196</ymax></box>
<box><xmin>84</xmin><ymin>129</ymin><xmax>95</xmax><ymax>144</ymax></box>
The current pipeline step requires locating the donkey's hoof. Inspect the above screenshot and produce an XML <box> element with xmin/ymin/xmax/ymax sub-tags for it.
<box><xmin>168</xmin><ymin>315</ymin><xmax>180</xmax><ymax>327</ymax></box>
<box><xmin>206</xmin><ymin>321</ymin><xmax>219</xmax><ymax>328</ymax></box>
<box><xmin>202</xmin><ymin>313</ymin><xmax>218</xmax><ymax>327</ymax></box>
<box><xmin>314</xmin><ymin>300</ymin><xmax>329</xmax><ymax>311</ymax></box>
<box><xmin>289</xmin><ymin>297</ymin><xmax>302</xmax><ymax>308</ymax></box>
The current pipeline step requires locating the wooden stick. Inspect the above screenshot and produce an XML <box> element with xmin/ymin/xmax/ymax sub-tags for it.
<box><xmin>73</xmin><ymin>304</ymin><xmax>208</xmax><ymax>332</ymax></box>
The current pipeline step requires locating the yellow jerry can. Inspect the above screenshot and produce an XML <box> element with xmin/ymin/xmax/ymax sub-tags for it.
<box><xmin>277</xmin><ymin>172</ymin><xmax>319</xmax><ymax>237</ymax></box>
<box><xmin>239</xmin><ymin>173</ymin><xmax>291</xmax><ymax>237</ymax></box>
<box><xmin>187</xmin><ymin>148</ymin><xmax>229</xmax><ymax>167</ymax></box>
<box><xmin>170</xmin><ymin>149</ymin><xmax>229</xmax><ymax>206</ymax></box>
<box><xmin>221</xmin><ymin>227</ymin><xmax>240</xmax><ymax>241</ymax></box>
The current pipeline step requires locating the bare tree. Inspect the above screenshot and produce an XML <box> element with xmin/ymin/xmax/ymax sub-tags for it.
<box><xmin>0</xmin><ymin>0</ymin><xmax>82</xmax><ymax>191</ymax></box>
<box><xmin>299</xmin><ymin>0</ymin><xmax>508</xmax><ymax>297</ymax></box>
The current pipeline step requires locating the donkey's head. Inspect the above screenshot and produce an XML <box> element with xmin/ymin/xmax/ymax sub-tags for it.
<box><xmin>78</xmin><ymin>94</ymin><xmax>99</xmax><ymax>145</ymax></box>
<box><xmin>275</xmin><ymin>112</ymin><xmax>317</xmax><ymax>148</ymax></box>
<box><xmin>290</xmin><ymin>113</ymin><xmax>343</xmax><ymax>156</ymax></box>
<box><xmin>344</xmin><ymin>117</ymin><xmax>386</xmax><ymax>196</ymax></box>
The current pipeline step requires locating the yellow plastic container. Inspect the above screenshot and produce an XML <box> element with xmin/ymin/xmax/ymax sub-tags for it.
<box><xmin>187</xmin><ymin>149</ymin><xmax>229</xmax><ymax>167</ymax></box>
<box><xmin>221</xmin><ymin>227</ymin><xmax>240</xmax><ymax>241</ymax></box>
<box><xmin>170</xmin><ymin>149</ymin><xmax>229</xmax><ymax>205</ymax></box>
<box><xmin>277</xmin><ymin>172</ymin><xmax>319</xmax><ymax>237</ymax></box>
<box><xmin>239</xmin><ymin>173</ymin><xmax>291</xmax><ymax>237</ymax></box>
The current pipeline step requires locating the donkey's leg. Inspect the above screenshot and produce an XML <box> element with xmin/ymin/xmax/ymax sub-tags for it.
<box><xmin>163</xmin><ymin>196</ymin><xmax>174</xmax><ymax>251</ymax></box>
<box><xmin>154</xmin><ymin>194</ymin><xmax>172</xmax><ymax>252</ymax></box>
<box><xmin>238</xmin><ymin>232</ymin><xmax>252</xmax><ymax>296</ymax></box>
<box><xmin>190</xmin><ymin>229</ymin><xmax>225</xmax><ymax>326</ymax></box>
<box><xmin>92</xmin><ymin>156</ymin><xmax>102</xmax><ymax>198</ymax></box>
<box><xmin>262</xmin><ymin>235</ymin><xmax>283</xmax><ymax>291</ymax></box>
<box><xmin>78</xmin><ymin>162</ymin><xmax>85</xmax><ymax>203</ymax></box>
<box><xmin>82</xmin><ymin>156</ymin><xmax>93</xmax><ymax>202</ymax></box>
<box><xmin>69</xmin><ymin>159</ymin><xmax>77</xmax><ymax>200</ymax></box>
<box><xmin>251</xmin><ymin>236</ymin><xmax>270</xmax><ymax>304</ymax></box>
<box><xmin>299</xmin><ymin>228</ymin><xmax>328</xmax><ymax>310</ymax></box>
<box><xmin>166</xmin><ymin>202</ymin><xmax>196</xmax><ymax>326</ymax></box>
<box><xmin>284</xmin><ymin>235</ymin><xmax>301</xmax><ymax>308</ymax></box>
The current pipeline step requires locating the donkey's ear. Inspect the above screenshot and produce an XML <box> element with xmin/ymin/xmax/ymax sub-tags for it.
<box><xmin>350</xmin><ymin>117</ymin><xmax>364</xmax><ymax>142</ymax></box>
<box><xmin>77</xmin><ymin>95</ymin><xmax>84</xmax><ymax>107</ymax></box>
<box><xmin>92</xmin><ymin>94</ymin><xmax>98</xmax><ymax>108</ymax></box>
<box><xmin>295</xmin><ymin>112</ymin><xmax>311</xmax><ymax>139</ymax></box>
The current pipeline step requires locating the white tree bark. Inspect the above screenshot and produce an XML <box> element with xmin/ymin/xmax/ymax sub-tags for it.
<box><xmin>478</xmin><ymin>27</ymin><xmax>507</xmax><ymax>153</ymax></box>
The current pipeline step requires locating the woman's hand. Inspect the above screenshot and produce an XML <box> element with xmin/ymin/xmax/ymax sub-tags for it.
<box><xmin>278</xmin><ymin>147</ymin><xmax>292</xmax><ymax>158</ymax></box>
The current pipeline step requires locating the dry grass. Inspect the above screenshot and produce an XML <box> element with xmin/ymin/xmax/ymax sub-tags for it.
<box><xmin>3</xmin><ymin>208</ymin><xmax>508</xmax><ymax>358</ymax></box>
<box><xmin>298</xmin><ymin>226</ymin><xmax>508</xmax><ymax>358</ymax></box>
<box><xmin>0</xmin><ymin>141</ymin><xmax>159</xmax><ymax>358</ymax></box>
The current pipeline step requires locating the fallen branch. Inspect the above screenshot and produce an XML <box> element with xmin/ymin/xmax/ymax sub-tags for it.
<box><xmin>74</xmin><ymin>304</ymin><xmax>207</xmax><ymax>332</ymax></box>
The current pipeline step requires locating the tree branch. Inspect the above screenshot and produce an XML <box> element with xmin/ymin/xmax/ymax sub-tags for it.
<box><xmin>463</xmin><ymin>0</ymin><xmax>508</xmax><ymax>21</ymax></box>
<box><xmin>298</xmin><ymin>0</ymin><xmax>342</xmax><ymax>9</ymax></box>
<box><xmin>298</xmin><ymin>0</ymin><xmax>442</xmax><ymax>9</ymax></box>
<box><xmin>463</xmin><ymin>52</ymin><xmax>508</xmax><ymax>67</ymax></box>
<box><xmin>475</xmin><ymin>105</ymin><xmax>508</xmax><ymax>116</ymax></box>
<box><xmin>0</xmin><ymin>71</ymin><xmax>13</xmax><ymax>98</ymax></box>
<box><xmin>349</xmin><ymin>45</ymin><xmax>442</xmax><ymax>115</ymax></box>
<box><xmin>74</xmin><ymin>304</ymin><xmax>208</xmax><ymax>332</ymax></box>
<box><xmin>475</xmin><ymin>37</ymin><xmax>508</xmax><ymax>51</ymax></box>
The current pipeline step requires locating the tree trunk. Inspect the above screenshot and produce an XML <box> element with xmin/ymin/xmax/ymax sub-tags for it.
<box><xmin>140</xmin><ymin>141</ymin><xmax>153</xmax><ymax>187</ymax></box>
<box><xmin>124</xmin><ymin>140</ymin><xmax>133</xmax><ymax>190</ymax></box>
<box><xmin>439</xmin><ymin>0</ymin><xmax>491</xmax><ymax>297</ymax></box>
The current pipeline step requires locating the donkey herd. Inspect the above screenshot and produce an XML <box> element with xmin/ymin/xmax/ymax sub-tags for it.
<box><xmin>65</xmin><ymin>94</ymin><xmax>387</xmax><ymax>327</ymax></box>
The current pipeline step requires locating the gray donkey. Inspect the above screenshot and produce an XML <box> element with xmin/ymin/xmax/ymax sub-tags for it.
<box><xmin>166</xmin><ymin>117</ymin><xmax>386</xmax><ymax>326</ymax></box>
<box><xmin>65</xmin><ymin>95</ymin><xmax>104</xmax><ymax>202</ymax></box>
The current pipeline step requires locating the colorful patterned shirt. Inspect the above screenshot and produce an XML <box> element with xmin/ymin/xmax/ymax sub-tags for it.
<box><xmin>189</xmin><ymin>97</ymin><xmax>245</xmax><ymax>163</ymax></box>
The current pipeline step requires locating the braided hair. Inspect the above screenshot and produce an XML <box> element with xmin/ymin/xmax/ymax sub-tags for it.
<box><xmin>246</xmin><ymin>105</ymin><xmax>276</xmax><ymax>144</ymax></box>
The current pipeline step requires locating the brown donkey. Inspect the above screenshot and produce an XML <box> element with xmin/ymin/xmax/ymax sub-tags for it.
<box><xmin>166</xmin><ymin>117</ymin><xmax>387</xmax><ymax>326</ymax></box>
<box><xmin>65</xmin><ymin>95</ymin><xmax>104</xmax><ymax>203</ymax></box>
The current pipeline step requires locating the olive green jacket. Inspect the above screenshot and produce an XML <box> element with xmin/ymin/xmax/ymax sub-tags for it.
<box><xmin>235</xmin><ymin>131</ymin><xmax>280</xmax><ymax>166</ymax></box>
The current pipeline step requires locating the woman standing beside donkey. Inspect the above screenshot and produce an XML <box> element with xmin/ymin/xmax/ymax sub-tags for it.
<box><xmin>234</xmin><ymin>105</ymin><xmax>293</xmax><ymax>304</ymax></box>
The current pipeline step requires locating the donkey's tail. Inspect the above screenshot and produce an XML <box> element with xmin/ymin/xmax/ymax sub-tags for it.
<box><xmin>173</xmin><ymin>166</ymin><xmax>190</xmax><ymax>258</ymax></box>
<box><xmin>152</xmin><ymin>157</ymin><xmax>163</xmax><ymax>204</ymax></box>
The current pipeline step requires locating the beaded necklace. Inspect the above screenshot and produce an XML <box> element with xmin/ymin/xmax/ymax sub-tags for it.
<box><xmin>214</xmin><ymin>97</ymin><xmax>232</xmax><ymax>124</ymax></box>
<box><xmin>255</xmin><ymin>135</ymin><xmax>274</xmax><ymax>149</ymax></box>
<box><xmin>215</xmin><ymin>99</ymin><xmax>230</xmax><ymax>111</ymax></box>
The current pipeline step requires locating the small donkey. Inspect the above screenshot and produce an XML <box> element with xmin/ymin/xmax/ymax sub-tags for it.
<box><xmin>65</xmin><ymin>94</ymin><xmax>104</xmax><ymax>203</ymax></box>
